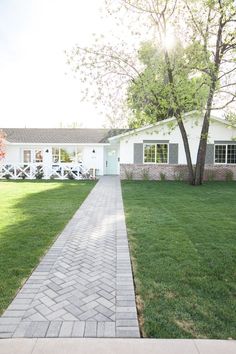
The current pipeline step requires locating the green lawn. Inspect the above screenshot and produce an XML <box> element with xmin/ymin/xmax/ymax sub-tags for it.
<box><xmin>122</xmin><ymin>181</ymin><xmax>236</xmax><ymax>339</ymax></box>
<box><xmin>0</xmin><ymin>180</ymin><xmax>95</xmax><ymax>315</ymax></box>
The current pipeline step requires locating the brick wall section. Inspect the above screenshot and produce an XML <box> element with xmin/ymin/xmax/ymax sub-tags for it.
<box><xmin>120</xmin><ymin>164</ymin><xmax>236</xmax><ymax>181</ymax></box>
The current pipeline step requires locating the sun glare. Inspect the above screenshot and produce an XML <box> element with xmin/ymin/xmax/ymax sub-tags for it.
<box><xmin>162</xmin><ymin>28</ymin><xmax>176</xmax><ymax>50</ymax></box>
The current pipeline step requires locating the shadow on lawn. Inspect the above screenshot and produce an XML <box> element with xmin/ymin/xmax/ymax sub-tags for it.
<box><xmin>0</xmin><ymin>180</ymin><xmax>95</xmax><ymax>314</ymax></box>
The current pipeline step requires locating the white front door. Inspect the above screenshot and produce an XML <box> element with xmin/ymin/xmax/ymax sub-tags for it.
<box><xmin>105</xmin><ymin>148</ymin><xmax>118</xmax><ymax>175</ymax></box>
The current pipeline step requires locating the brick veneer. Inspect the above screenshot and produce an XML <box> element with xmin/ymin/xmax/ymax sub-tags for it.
<box><xmin>120</xmin><ymin>164</ymin><xmax>236</xmax><ymax>181</ymax></box>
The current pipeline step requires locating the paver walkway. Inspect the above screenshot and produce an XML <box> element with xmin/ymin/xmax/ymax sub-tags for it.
<box><xmin>0</xmin><ymin>176</ymin><xmax>139</xmax><ymax>338</ymax></box>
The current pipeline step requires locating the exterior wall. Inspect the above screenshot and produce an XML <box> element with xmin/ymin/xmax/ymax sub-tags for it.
<box><xmin>120</xmin><ymin>163</ymin><xmax>236</xmax><ymax>181</ymax></box>
<box><xmin>3</xmin><ymin>144</ymin><xmax>106</xmax><ymax>176</ymax></box>
<box><xmin>3</xmin><ymin>145</ymin><xmax>21</xmax><ymax>163</ymax></box>
<box><xmin>4</xmin><ymin>145</ymin><xmax>51</xmax><ymax>164</ymax></box>
<box><xmin>119</xmin><ymin>115</ymin><xmax>236</xmax><ymax>165</ymax></box>
<box><xmin>82</xmin><ymin>145</ymin><xmax>104</xmax><ymax>175</ymax></box>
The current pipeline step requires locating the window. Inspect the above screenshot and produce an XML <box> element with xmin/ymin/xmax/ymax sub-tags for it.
<box><xmin>60</xmin><ymin>148</ymin><xmax>74</xmax><ymax>163</ymax></box>
<box><xmin>144</xmin><ymin>143</ymin><xmax>168</xmax><ymax>163</ymax></box>
<box><xmin>227</xmin><ymin>145</ymin><xmax>236</xmax><ymax>164</ymax></box>
<box><xmin>215</xmin><ymin>145</ymin><xmax>226</xmax><ymax>163</ymax></box>
<box><xmin>52</xmin><ymin>147</ymin><xmax>77</xmax><ymax>163</ymax></box>
<box><xmin>215</xmin><ymin>144</ymin><xmax>236</xmax><ymax>164</ymax></box>
<box><xmin>23</xmin><ymin>149</ymin><xmax>43</xmax><ymax>163</ymax></box>
<box><xmin>144</xmin><ymin>144</ymin><xmax>156</xmax><ymax>163</ymax></box>
<box><xmin>23</xmin><ymin>150</ymin><xmax>31</xmax><ymax>163</ymax></box>
<box><xmin>35</xmin><ymin>150</ymin><xmax>43</xmax><ymax>163</ymax></box>
<box><xmin>156</xmin><ymin>144</ymin><xmax>168</xmax><ymax>163</ymax></box>
<box><xmin>52</xmin><ymin>148</ymin><xmax>59</xmax><ymax>163</ymax></box>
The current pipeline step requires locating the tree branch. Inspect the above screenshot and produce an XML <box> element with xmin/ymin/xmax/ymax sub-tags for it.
<box><xmin>218</xmin><ymin>66</ymin><xmax>236</xmax><ymax>80</ymax></box>
<box><xmin>220</xmin><ymin>82</ymin><xmax>236</xmax><ymax>89</ymax></box>
<box><xmin>212</xmin><ymin>96</ymin><xmax>236</xmax><ymax>110</ymax></box>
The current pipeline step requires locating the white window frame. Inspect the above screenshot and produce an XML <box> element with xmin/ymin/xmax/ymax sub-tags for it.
<box><xmin>23</xmin><ymin>149</ymin><xmax>32</xmax><ymax>164</ymax></box>
<box><xmin>52</xmin><ymin>146</ymin><xmax>80</xmax><ymax>164</ymax></box>
<box><xmin>22</xmin><ymin>149</ymin><xmax>43</xmax><ymax>163</ymax></box>
<box><xmin>214</xmin><ymin>144</ymin><xmax>236</xmax><ymax>165</ymax></box>
<box><xmin>143</xmin><ymin>143</ymin><xmax>169</xmax><ymax>164</ymax></box>
<box><xmin>52</xmin><ymin>147</ymin><xmax>60</xmax><ymax>163</ymax></box>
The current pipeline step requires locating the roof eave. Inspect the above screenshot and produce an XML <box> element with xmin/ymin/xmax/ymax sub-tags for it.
<box><xmin>108</xmin><ymin>116</ymin><xmax>177</xmax><ymax>141</ymax></box>
<box><xmin>5</xmin><ymin>142</ymin><xmax>110</xmax><ymax>146</ymax></box>
<box><xmin>108</xmin><ymin>112</ymin><xmax>234</xmax><ymax>141</ymax></box>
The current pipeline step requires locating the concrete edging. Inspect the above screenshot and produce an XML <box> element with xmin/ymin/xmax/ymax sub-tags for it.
<box><xmin>0</xmin><ymin>338</ymin><xmax>235</xmax><ymax>354</ymax></box>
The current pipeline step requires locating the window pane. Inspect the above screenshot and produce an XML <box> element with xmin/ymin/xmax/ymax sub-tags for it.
<box><xmin>215</xmin><ymin>145</ymin><xmax>226</xmax><ymax>163</ymax></box>
<box><xmin>227</xmin><ymin>145</ymin><xmax>236</xmax><ymax>164</ymax></box>
<box><xmin>60</xmin><ymin>148</ymin><xmax>75</xmax><ymax>163</ymax></box>
<box><xmin>156</xmin><ymin>144</ymin><xmax>168</xmax><ymax>163</ymax></box>
<box><xmin>52</xmin><ymin>147</ymin><xmax>59</xmax><ymax>163</ymax></box>
<box><xmin>35</xmin><ymin>150</ymin><xmax>43</xmax><ymax>163</ymax></box>
<box><xmin>144</xmin><ymin>144</ymin><xmax>155</xmax><ymax>163</ymax></box>
<box><xmin>76</xmin><ymin>148</ymin><xmax>83</xmax><ymax>163</ymax></box>
<box><xmin>23</xmin><ymin>150</ymin><xmax>31</xmax><ymax>163</ymax></box>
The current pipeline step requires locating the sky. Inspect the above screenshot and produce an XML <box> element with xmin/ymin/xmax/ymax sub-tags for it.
<box><xmin>0</xmin><ymin>0</ymin><xmax>119</xmax><ymax>128</ymax></box>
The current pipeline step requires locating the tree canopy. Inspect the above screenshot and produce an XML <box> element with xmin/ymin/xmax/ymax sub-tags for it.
<box><xmin>127</xmin><ymin>41</ymin><xmax>209</xmax><ymax>128</ymax></box>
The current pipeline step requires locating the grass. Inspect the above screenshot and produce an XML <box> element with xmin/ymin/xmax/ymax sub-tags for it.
<box><xmin>0</xmin><ymin>180</ymin><xmax>95</xmax><ymax>315</ymax></box>
<box><xmin>122</xmin><ymin>181</ymin><xmax>236</xmax><ymax>339</ymax></box>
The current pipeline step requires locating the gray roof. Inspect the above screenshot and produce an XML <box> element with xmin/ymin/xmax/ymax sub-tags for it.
<box><xmin>2</xmin><ymin>128</ymin><xmax>130</xmax><ymax>144</ymax></box>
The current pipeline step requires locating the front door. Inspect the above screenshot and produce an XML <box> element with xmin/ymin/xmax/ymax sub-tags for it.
<box><xmin>105</xmin><ymin>148</ymin><xmax>118</xmax><ymax>175</ymax></box>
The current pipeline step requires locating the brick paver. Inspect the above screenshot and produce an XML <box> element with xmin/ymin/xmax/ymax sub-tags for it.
<box><xmin>0</xmin><ymin>177</ymin><xmax>140</xmax><ymax>338</ymax></box>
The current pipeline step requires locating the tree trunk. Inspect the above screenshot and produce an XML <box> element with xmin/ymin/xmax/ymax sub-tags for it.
<box><xmin>176</xmin><ymin>111</ymin><xmax>195</xmax><ymax>184</ymax></box>
<box><xmin>164</xmin><ymin>52</ymin><xmax>195</xmax><ymax>184</ymax></box>
<box><xmin>194</xmin><ymin>82</ymin><xmax>216</xmax><ymax>185</ymax></box>
<box><xmin>194</xmin><ymin>17</ymin><xmax>222</xmax><ymax>185</ymax></box>
<box><xmin>194</xmin><ymin>111</ymin><xmax>210</xmax><ymax>185</ymax></box>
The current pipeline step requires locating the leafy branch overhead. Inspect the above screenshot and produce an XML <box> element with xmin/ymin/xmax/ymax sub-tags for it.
<box><xmin>67</xmin><ymin>41</ymin><xmax>142</xmax><ymax>126</ymax></box>
<box><xmin>127</xmin><ymin>41</ymin><xmax>209</xmax><ymax>127</ymax></box>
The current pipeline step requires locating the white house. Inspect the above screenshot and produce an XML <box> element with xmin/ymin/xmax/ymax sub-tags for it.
<box><xmin>1</xmin><ymin>112</ymin><xmax>236</xmax><ymax>180</ymax></box>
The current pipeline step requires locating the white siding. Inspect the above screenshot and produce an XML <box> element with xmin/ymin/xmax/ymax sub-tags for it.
<box><xmin>119</xmin><ymin>116</ymin><xmax>236</xmax><ymax>165</ymax></box>
<box><xmin>82</xmin><ymin>145</ymin><xmax>104</xmax><ymax>175</ymax></box>
<box><xmin>3</xmin><ymin>145</ymin><xmax>20</xmax><ymax>163</ymax></box>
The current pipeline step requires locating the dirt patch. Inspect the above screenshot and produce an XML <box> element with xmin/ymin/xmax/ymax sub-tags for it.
<box><xmin>136</xmin><ymin>294</ymin><xmax>146</xmax><ymax>337</ymax></box>
<box><xmin>175</xmin><ymin>319</ymin><xmax>201</xmax><ymax>338</ymax></box>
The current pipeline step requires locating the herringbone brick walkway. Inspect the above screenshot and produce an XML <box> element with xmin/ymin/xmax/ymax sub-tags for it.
<box><xmin>0</xmin><ymin>176</ymin><xmax>140</xmax><ymax>338</ymax></box>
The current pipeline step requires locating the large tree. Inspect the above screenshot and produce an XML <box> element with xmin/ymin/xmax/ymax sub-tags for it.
<box><xmin>184</xmin><ymin>0</ymin><xmax>236</xmax><ymax>184</ymax></box>
<box><xmin>68</xmin><ymin>0</ymin><xmax>236</xmax><ymax>185</ymax></box>
<box><xmin>127</xmin><ymin>41</ymin><xmax>208</xmax><ymax>128</ymax></box>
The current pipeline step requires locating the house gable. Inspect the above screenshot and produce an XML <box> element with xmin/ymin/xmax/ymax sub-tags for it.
<box><xmin>115</xmin><ymin>113</ymin><xmax>236</xmax><ymax>166</ymax></box>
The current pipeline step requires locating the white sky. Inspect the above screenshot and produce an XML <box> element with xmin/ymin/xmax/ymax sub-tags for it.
<box><xmin>0</xmin><ymin>0</ymin><xmax>120</xmax><ymax>128</ymax></box>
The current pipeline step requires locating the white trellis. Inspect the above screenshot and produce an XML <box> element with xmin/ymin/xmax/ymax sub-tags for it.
<box><xmin>0</xmin><ymin>163</ymin><xmax>93</xmax><ymax>180</ymax></box>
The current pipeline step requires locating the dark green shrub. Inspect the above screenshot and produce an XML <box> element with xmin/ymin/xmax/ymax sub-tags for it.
<box><xmin>4</xmin><ymin>173</ymin><xmax>11</xmax><ymax>180</ymax></box>
<box><xmin>160</xmin><ymin>172</ymin><xmax>166</xmax><ymax>181</ymax></box>
<box><xmin>35</xmin><ymin>166</ymin><xmax>44</xmax><ymax>179</ymax></box>
<box><xmin>124</xmin><ymin>169</ymin><xmax>133</xmax><ymax>180</ymax></box>
<box><xmin>141</xmin><ymin>168</ymin><xmax>150</xmax><ymax>180</ymax></box>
